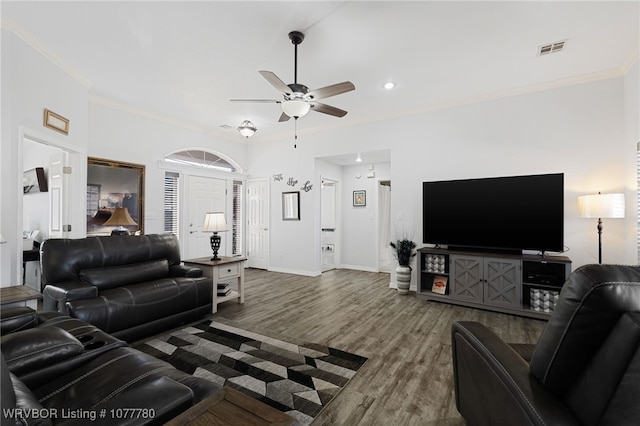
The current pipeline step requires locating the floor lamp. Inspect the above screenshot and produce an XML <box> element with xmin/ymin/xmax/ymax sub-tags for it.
<box><xmin>577</xmin><ymin>192</ymin><xmax>625</xmax><ymax>264</ymax></box>
<box><xmin>203</xmin><ymin>212</ymin><xmax>229</xmax><ymax>261</ymax></box>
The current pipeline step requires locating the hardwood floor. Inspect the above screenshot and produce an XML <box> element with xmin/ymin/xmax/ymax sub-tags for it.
<box><xmin>214</xmin><ymin>268</ymin><xmax>546</xmax><ymax>425</ymax></box>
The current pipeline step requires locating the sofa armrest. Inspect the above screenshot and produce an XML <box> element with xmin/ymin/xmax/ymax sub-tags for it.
<box><xmin>1</xmin><ymin>327</ymin><xmax>84</xmax><ymax>377</ymax></box>
<box><xmin>171</xmin><ymin>264</ymin><xmax>203</xmax><ymax>278</ymax></box>
<box><xmin>451</xmin><ymin>321</ymin><xmax>580</xmax><ymax>426</ymax></box>
<box><xmin>42</xmin><ymin>281</ymin><xmax>98</xmax><ymax>314</ymax></box>
<box><xmin>1</xmin><ymin>307</ymin><xmax>38</xmax><ymax>336</ymax></box>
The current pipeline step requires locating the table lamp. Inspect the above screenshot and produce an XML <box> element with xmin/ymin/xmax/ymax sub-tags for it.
<box><xmin>203</xmin><ymin>212</ymin><xmax>229</xmax><ymax>260</ymax></box>
<box><xmin>577</xmin><ymin>192</ymin><xmax>625</xmax><ymax>264</ymax></box>
<box><xmin>0</xmin><ymin>232</ymin><xmax>6</xmax><ymax>244</ymax></box>
<box><xmin>103</xmin><ymin>207</ymin><xmax>138</xmax><ymax>236</ymax></box>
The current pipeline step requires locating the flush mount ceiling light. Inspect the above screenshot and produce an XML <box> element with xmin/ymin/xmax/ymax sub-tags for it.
<box><xmin>237</xmin><ymin>120</ymin><xmax>257</xmax><ymax>138</ymax></box>
<box><xmin>383</xmin><ymin>81</ymin><xmax>396</xmax><ymax>90</ymax></box>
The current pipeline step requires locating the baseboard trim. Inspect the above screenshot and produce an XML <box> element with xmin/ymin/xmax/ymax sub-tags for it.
<box><xmin>267</xmin><ymin>266</ymin><xmax>321</xmax><ymax>277</ymax></box>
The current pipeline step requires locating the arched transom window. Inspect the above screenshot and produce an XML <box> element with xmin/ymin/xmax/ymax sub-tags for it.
<box><xmin>165</xmin><ymin>149</ymin><xmax>241</xmax><ymax>173</ymax></box>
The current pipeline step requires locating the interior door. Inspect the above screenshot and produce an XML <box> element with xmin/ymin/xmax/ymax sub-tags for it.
<box><xmin>247</xmin><ymin>178</ymin><xmax>269</xmax><ymax>269</ymax></box>
<box><xmin>48</xmin><ymin>151</ymin><xmax>70</xmax><ymax>239</ymax></box>
<box><xmin>186</xmin><ymin>175</ymin><xmax>227</xmax><ymax>259</ymax></box>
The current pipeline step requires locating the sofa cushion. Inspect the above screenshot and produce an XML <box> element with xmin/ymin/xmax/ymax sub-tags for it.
<box><xmin>67</xmin><ymin>277</ymin><xmax>210</xmax><ymax>334</ymax></box>
<box><xmin>80</xmin><ymin>259</ymin><xmax>169</xmax><ymax>290</ymax></box>
<box><xmin>1</xmin><ymin>306</ymin><xmax>38</xmax><ymax>336</ymax></box>
<box><xmin>33</xmin><ymin>347</ymin><xmax>216</xmax><ymax>425</ymax></box>
<box><xmin>1</xmin><ymin>328</ymin><xmax>84</xmax><ymax>376</ymax></box>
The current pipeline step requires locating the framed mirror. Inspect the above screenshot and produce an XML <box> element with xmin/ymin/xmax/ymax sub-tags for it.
<box><xmin>87</xmin><ymin>157</ymin><xmax>145</xmax><ymax>235</ymax></box>
<box><xmin>282</xmin><ymin>191</ymin><xmax>300</xmax><ymax>221</ymax></box>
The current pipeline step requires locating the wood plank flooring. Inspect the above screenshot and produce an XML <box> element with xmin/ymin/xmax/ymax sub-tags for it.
<box><xmin>214</xmin><ymin>268</ymin><xmax>546</xmax><ymax>425</ymax></box>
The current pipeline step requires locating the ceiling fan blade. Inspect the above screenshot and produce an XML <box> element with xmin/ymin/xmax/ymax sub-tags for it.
<box><xmin>311</xmin><ymin>102</ymin><xmax>348</xmax><ymax>118</ymax></box>
<box><xmin>306</xmin><ymin>81</ymin><xmax>355</xmax><ymax>100</ymax></box>
<box><xmin>230</xmin><ymin>99</ymin><xmax>280</xmax><ymax>103</ymax></box>
<box><xmin>259</xmin><ymin>70</ymin><xmax>292</xmax><ymax>95</ymax></box>
<box><xmin>278</xmin><ymin>112</ymin><xmax>291</xmax><ymax>122</ymax></box>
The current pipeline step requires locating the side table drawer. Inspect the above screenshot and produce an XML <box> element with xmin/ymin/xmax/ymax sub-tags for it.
<box><xmin>218</xmin><ymin>263</ymin><xmax>240</xmax><ymax>279</ymax></box>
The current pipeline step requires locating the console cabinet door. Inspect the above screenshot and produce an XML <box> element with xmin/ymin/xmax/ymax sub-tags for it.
<box><xmin>483</xmin><ymin>257</ymin><xmax>522</xmax><ymax>308</ymax></box>
<box><xmin>450</xmin><ymin>255</ymin><xmax>483</xmax><ymax>302</ymax></box>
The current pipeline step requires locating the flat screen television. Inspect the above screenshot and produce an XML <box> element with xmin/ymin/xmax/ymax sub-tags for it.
<box><xmin>423</xmin><ymin>173</ymin><xmax>564</xmax><ymax>253</ymax></box>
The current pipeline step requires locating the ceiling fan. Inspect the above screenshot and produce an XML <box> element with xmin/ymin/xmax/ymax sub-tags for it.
<box><xmin>231</xmin><ymin>31</ymin><xmax>355</xmax><ymax>123</ymax></box>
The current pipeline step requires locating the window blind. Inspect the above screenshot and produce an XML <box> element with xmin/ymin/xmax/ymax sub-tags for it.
<box><xmin>232</xmin><ymin>180</ymin><xmax>243</xmax><ymax>256</ymax></box>
<box><xmin>164</xmin><ymin>172</ymin><xmax>180</xmax><ymax>236</ymax></box>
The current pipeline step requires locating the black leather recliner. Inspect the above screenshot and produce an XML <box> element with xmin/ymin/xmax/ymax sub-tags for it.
<box><xmin>452</xmin><ymin>264</ymin><xmax>640</xmax><ymax>426</ymax></box>
<box><xmin>41</xmin><ymin>233</ymin><xmax>212</xmax><ymax>342</ymax></box>
<box><xmin>1</xmin><ymin>307</ymin><xmax>219</xmax><ymax>426</ymax></box>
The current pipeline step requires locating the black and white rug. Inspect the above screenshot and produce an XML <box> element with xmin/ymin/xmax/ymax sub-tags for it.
<box><xmin>134</xmin><ymin>320</ymin><xmax>368</xmax><ymax>425</ymax></box>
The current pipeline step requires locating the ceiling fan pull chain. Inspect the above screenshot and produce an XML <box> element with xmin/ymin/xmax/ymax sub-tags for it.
<box><xmin>294</xmin><ymin>118</ymin><xmax>298</xmax><ymax>148</ymax></box>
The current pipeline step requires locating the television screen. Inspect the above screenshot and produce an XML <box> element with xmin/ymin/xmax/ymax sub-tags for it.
<box><xmin>422</xmin><ymin>173</ymin><xmax>564</xmax><ymax>253</ymax></box>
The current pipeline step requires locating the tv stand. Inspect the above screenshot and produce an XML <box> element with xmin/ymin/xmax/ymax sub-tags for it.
<box><xmin>416</xmin><ymin>247</ymin><xmax>571</xmax><ymax>320</ymax></box>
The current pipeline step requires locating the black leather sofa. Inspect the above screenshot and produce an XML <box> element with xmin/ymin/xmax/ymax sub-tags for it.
<box><xmin>452</xmin><ymin>264</ymin><xmax>640</xmax><ymax>426</ymax></box>
<box><xmin>41</xmin><ymin>233</ymin><xmax>212</xmax><ymax>342</ymax></box>
<box><xmin>1</xmin><ymin>307</ymin><xmax>219</xmax><ymax>426</ymax></box>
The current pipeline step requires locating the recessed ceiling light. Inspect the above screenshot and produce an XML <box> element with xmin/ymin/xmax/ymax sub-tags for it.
<box><xmin>383</xmin><ymin>81</ymin><xmax>396</xmax><ymax>90</ymax></box>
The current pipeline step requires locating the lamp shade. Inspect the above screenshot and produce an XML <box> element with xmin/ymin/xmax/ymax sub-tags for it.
<box><xmin>103</xmin><ymin>207</ymin><xmax>138</xmax><ymax>226</ymax></box>
<box><xmin>203</xmin><ymin>212</ymin><xmax>229</xmax><ymax>233</ymax></box>
<box><xmin>0</xmin><ymin>232</ymin><xmax>5</xmax><ymax>244</ymax></box>
<box><xmin>281</xmin><ymin>100</ymin><xmax>311</xmax><ymax>118</ymax></box>
<box><xmin>577</xmin><ymin>193</ymin><xmax>625</xmax><ymax>219</ymax></box>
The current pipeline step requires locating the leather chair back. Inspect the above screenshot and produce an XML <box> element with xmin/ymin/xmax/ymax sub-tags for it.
<box><xmin>530</xmin><ymin>264</ymin><xmax>640</xmax><ymax>425</ymax></box>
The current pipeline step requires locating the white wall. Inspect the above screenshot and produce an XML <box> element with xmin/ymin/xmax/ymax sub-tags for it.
<box><xmin>246</xmin><ymin>75</ymin><xmax>635</xmax><ymax>274</ymax></box>
<box><xmin>623</xmin><ymin>60</ymin><xmax>639</xmax><ymax>264</ymax></box>
<box><xmin>341</xmin><ymin>162</ymin><xmax>391</xmax><ymax>271</ymax></box>
<box><xmin>1</xmin><ymin>30</ymin><xmax>89</xmax><ymax>286</ymax></box>
<box><xmin>88</xmin><ymin>102</ymin><xmax>248</xmax><ymax>236</ymax></box>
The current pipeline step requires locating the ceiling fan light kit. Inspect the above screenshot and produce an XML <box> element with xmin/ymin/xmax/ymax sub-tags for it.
<box><xmin>230</xmin><ymin>30</ymin><xmax>355</xmax><ymax>144</ymax></box>
<box><xmin>282</xmin><ymin>99</ymin><xmax>310</xmax><ymax>118</ymax></box>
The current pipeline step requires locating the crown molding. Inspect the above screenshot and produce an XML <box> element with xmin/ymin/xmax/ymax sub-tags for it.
<box><xmin>1</xmin><ymin>18</ymin><xmax>93</xmax><ymax>88</ymax></box>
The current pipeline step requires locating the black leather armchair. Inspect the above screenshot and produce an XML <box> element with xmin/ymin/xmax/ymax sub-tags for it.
<box><xmin>452</xmin><ymin>264</ymin><xmax>640</xmax><ymax>426</ymax></box>
<box><xmin>41</xmin><ymin>233</ymin><xmax>212</xmax><ymax>342</ymax></box>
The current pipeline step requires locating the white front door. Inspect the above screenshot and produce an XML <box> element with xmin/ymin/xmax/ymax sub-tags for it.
<box><xmin>247</xmin><ymin>178</ymin><xmax>269</xmax><ymax>269</ymax></box>
<box><xmin>48</xmin><ymin>151</ymin><xmax>71</xmax><ymax>239</ymax></box>
<box><xmin>186</xmin><ymin>175</ymin><xmax>227</xmax><ymax>259</ymax></box>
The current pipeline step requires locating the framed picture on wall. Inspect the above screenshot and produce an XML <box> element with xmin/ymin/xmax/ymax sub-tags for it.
<box><xmin>86</xmin><ymin>157</ymin><xmax>145</xmax><ymax>235</ymax></box>
<box><xmin>353</xmin><ymin>190</ymin><xmax>366</xmax><ymax>206</ymax></box>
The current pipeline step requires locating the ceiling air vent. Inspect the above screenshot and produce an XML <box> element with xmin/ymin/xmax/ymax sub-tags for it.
<box><xmin>538</xmin><ymin>40</ymin><xmax>567</xmax><ymax>56</ymax></box>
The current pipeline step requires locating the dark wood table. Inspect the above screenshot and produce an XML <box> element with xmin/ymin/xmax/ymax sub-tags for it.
<box><xmin>165</xmin><ymin>386</ymin><xmax>298</xmax><ymax>426</ymax></box>
<box><xmin>0</xmin><ymin>285</ymin><xmax>42</xmax><ymax>309</ymax></box>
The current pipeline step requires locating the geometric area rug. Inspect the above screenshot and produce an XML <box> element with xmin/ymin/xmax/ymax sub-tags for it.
<box><xmin>134</xmin><ymin>320</ymin><xmax>368</xmax><ymax>425</ymax></box>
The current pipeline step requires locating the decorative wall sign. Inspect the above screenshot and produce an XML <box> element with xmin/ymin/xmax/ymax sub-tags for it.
<box><xmin>43</xmin><ymin>109</ymin><xmax>70</xmax><ymax>135</ymax></box>
<box><xmin>287</xmin><ymin>177</ymin><xmax>298</xmax><ymax>187</ymax></box>
<box><xmin>353</xmin><ymin>190</ymin><xmax>366</xmax><ymax>206</ymax></box>
<box><xmin>301</xmin><ymin>181</ymin><xmax>313</xmax><ymax>192</ymax></box>
<box><xmin>273</xmin><ymin>174</ymin><xmax>283</xmax><ymax>182</ymax></box>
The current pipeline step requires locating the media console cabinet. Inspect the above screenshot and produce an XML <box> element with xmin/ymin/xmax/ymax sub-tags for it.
<box><xmin>416</xmin><ymin>247</ymin><xmax>571</xmax><ymax>320</ymax></box>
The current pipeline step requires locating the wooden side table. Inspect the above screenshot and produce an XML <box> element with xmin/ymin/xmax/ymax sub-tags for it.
<box><xmin>183</xmin><ymin>256</ymin><xmax>246</xmax><ymax>314</ymax></box>
<box><xmin>165</xmin><ymin>386</ymin><xmax>298</xmax><ymax>426</ymax></box>
<box><xmin>0</xmin><ymin>285</ymin><xmax>43</xmax><ymax>310</ymax></box>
